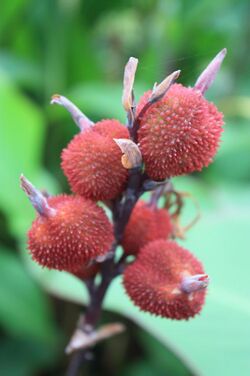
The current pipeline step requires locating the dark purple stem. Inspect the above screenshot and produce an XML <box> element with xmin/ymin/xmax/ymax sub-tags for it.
<box><xmin>66</xmin><ymin>167</ymin><xmax>146</xmax><ymax>375</ymax></box>
<box><xmin>67</xmin><ymin>94</ymin><xmax>167</xmax><ymax>375</ymax></box>
<box><xmin>130</xmin><ymin>101</ymin><xmax>153</xmax><ymax>143</ymax></box>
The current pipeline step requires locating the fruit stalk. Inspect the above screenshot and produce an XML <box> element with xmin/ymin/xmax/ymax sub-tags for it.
<box><xmin>66</xmin><ymin>76</ymin><xmax>183</xmax><ymax>373</ymax></box>
<box><xmin>66</xmin><ymin>165</ymin><xmax>145</xmax><ymax>375</ymax></box>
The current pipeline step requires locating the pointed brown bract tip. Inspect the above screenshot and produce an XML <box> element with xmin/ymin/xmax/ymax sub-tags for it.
<box><xmin>113</xmin><ymin>138</ymin><xmax>142</xmax><ymax>169</ymax></box>
<box><xmin>150</xmin><ymin>69</ymin><xmax>181</xmax><ymax>103</ymax></box>
<box><xmin>194</xmin><ymin>48</ymin><xmax>227</xmax><ymax>94</ymax></box>
<box><xmin>20</xmin><ymin>174</ymin><xmax>55</xmax><ymax>217</ymax></box>
<box><xmin>220</xmin><ymin>48</ymin><xmax>227</xmax><ymax>56</ymax></box>
<box><xmin>65</xmin><ymin>322</ymin><xmax>125</xmax><ymax>354</ymax></box>
<box><xmin>122</xmin><ymin>57</ymin><xmax>138</xmax><ymax>112</ymax></box>
<box><xmin>50</xmin><ymin>94</ymin><xmax>93</xmax><ymax>131</ymax></box>
<box><xmin>50</xmin><ymin>94</ymin><xmax>61</xmax><ymax>104</ymax></box>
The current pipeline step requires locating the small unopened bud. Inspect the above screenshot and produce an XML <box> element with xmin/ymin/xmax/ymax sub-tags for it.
<box><xmin>181</xmin><ymin>274</ymin><xmax>209</xmax><ymax>294</ymax></box>
<box><xmin>50</xmin><ymin>94</ymin><xmax>93</xmax><ymax>131</ymax></box>
<box><xmin>122</xmin><ymin>57</ymin><xmax>138</xmax><ymax>112</ymax></box>
<box><xmin>194</xmin><ymin>48</ymin><xmax>227</xmax><ymax>94</ymax></box>
<box><xmin>150</xmin><ymin>70</ymin><xmax>181</xmax><ymax>103</ymax></box>
<box><xmin>20</xmin><ymin>174</ymin><xmax>55</xmax><ymax>217</ymax></box>
<box><xmin>114</xmin><ymin>139</ymin><xmax>142</xmax><ymax>169</ymax></box>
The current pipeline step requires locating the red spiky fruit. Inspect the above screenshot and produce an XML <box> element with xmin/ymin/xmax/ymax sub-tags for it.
<box><xmin>61</xmin><ymin>119</ymin><xmax>129</xmax><ymax>200</ymax></box>
<box><xmin>28</xmin><ymin>195</ymin><xmax>114</xmax><ymax>271</ymax></box>
<box><xmin>70</xmin><ymin>262</ymin><xmax>100</xmax><ymax>280</ymax></box>
<box><xmin>123</xmin><ymin>239</ymin><xmax>208</xmax><ymax>319</ymax></box>
<box><xmin>122</xmin><ymin>200</ymin><xmax>172</xmax><ymax>255</ymax></box>
<box><xmin>137</xmin><ymin>84</ymin><xmax>223</xmax><ymax>180</ymax></box>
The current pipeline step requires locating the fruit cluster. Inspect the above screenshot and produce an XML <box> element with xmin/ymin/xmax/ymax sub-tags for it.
<box><xmin>20</xmin><ymin>49</ymin><xmax>226</xmax><ymax>320</ymax></box>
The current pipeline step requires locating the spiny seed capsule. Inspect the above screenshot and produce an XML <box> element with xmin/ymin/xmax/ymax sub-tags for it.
<box><xmin>61</xmin><ymin>119</ymin><xmax>129</xmax><ymax>200</ymax></box>
<box><xmin>70</xmin><ymin>263</ymin><xmax>100</xmax><ymax>280</ymax></box>
<box><xmin>123</xmin><ymin>239</ymin><xmax>209</xmax><ymax>320</ymax></box>
<box><xmin>137</xmin><ymin>83</ymin><xmax>223</xmax><ymax>180</ymax></box>
<box><xmin>20</xmin><ymin>175</ymin><xmax>114</xmax><ymax>271</ymax></box>
<box><xmin>121</xmin><ymin>200</ymin><xmax>172</xmax><ymax>255</ymax></box>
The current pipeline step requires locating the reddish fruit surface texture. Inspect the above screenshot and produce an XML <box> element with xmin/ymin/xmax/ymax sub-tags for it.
<box><xmin>61</xmin><ymin>119</ymin><xmax>129</xmax><ymax>200</ymax></box>
<box><xmin>28</xmin><ymin>195</ymin><xmax>114</xmax><ymax>271</ymax></box>
<box><xmin>71</xmin><ymin>262</ymin><xmax>100</xmax><ymax>280</ymax></box>
<box><xmin>122</xmin><ymin>200</ymin><xmax>172</xmax><ymax>255</ymax></box>
<box><xmin>124</xmin><ymin>239</ymin><xmax>206</xmax><ymax>319</ymax></box>
<box><xmin>138</xmin><ymin>84</ymin><xmax>223</xmax><ymax>180</ymax></box>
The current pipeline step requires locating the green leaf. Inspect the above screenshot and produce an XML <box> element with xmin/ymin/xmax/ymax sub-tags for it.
<box><xmin>203</xmin><ymin>121</ymin><xmax>250</xmax><ymax>183</ymax></box>
<box><xmin>106</xmin><ymin>188</ymin><xmax>250</xmax><ymax>376</ymax></box>
<box><xmin>0</xmin><ymin>0</ymin><xmax>29</xmax><ymax>35</ymax></box>
<box><xmin>70</xmin><ymin>83</ymin><xmax>126</xmax><ymax>121</ymax></box>
<box><xmin>0</xmin><ymin>337</ymin><xmax>58</xmax><ymax>376</ymax></box>
<box><xmin>25</xmin><ymin>184</ymin><xmax>250</xmax><ymax>376</ymax></box>
<box><xmin>0</xmin><ymin>248</ymin><xmax>57</xmax><ymax>343</ymax></box>
<box><xmin>0</xmin><ymin>52</ymin><xmax>42</xmax><ymax>90</ymax></box>
<box><xmin>136</xmin><ymin>330</ymin><xmax>194</xmax><ymax>376</ymax></box>
<box><xmin>121</xmin><ymin>361</ymin><xmax>169</xmax><ymax>376</ymax></box>
<box><xmin>22</xmin><ymin>252</ymin><xmax>89</xmax><ymax>305</ymax></box>
<box><xmin>0</xmin><ymin>71</ymin><xmax>46</xmax><ymax>236</ymax></box>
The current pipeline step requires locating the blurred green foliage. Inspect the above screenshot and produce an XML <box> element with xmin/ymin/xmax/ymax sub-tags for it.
<box><xmin>0</xmin><ymin>0</ymin><xmax>249</xmax><ymax>375</ymax></box>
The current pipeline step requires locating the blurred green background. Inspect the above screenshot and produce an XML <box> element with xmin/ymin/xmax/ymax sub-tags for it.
<box><xmin>0</xmin><ymin>0</ymin><xmax>250</xmax><ymax>375</ymax></box>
